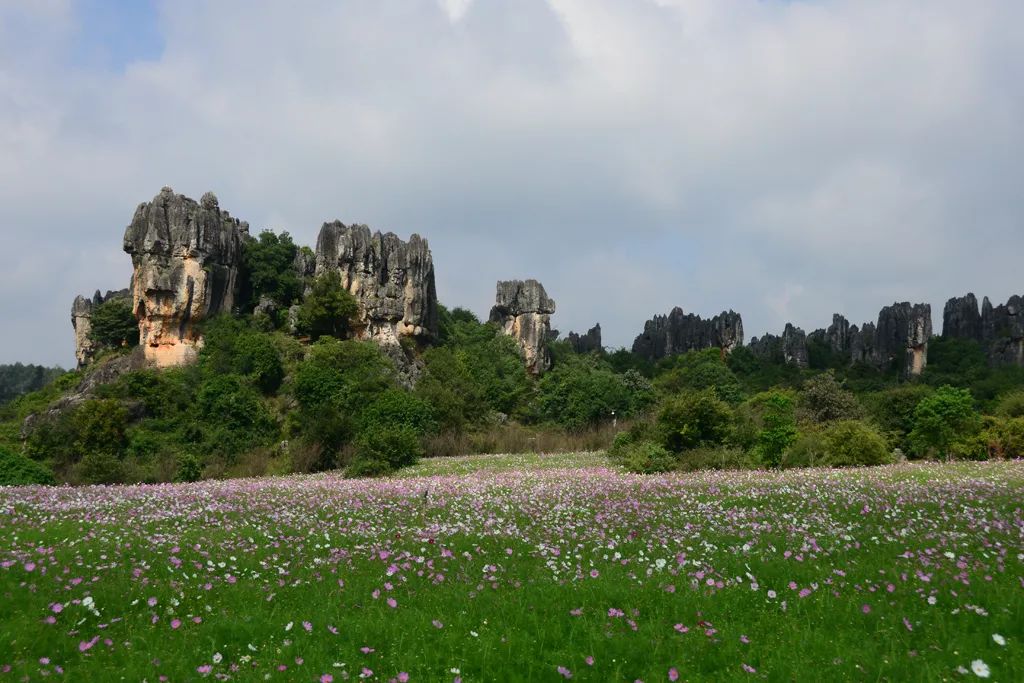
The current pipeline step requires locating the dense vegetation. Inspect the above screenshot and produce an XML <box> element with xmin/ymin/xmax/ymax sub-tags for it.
<box><xmin>3</xmin><ymin>230</ymin><xmax>1024</xmax><ymax>486</ymax></box>
<box><xmin>0</xmin><ymin>363</ymin><xmax>64</xmax><ymax>406</ymax></box>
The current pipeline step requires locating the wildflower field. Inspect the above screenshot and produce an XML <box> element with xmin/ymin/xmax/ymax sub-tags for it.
<box><xmin>2</xmin><ymin>455</ymin><xmax>1022</xmax><ymax>681</ymax></box>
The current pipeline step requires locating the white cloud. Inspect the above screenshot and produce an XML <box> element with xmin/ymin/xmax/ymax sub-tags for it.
<box><xmin>0</xmin><ymin>0</ymin><xmax>1022</xmax><ymax>365</ymax></box>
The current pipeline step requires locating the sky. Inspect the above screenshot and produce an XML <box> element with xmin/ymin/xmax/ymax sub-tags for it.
<box><xmin>1</xmin><ymin>0</ymin><xmax>1022</xmax><ymax>368</ymax></box>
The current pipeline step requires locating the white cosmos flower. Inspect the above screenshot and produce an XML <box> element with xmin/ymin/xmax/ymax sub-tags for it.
<box><xmin>285</xmin><ymin>621</ymin><xmax>293</xmax><ymax>632</ymax></box>
<box><xmin>212</xmin><ymin>652</ymin><xmax>223</xmax><ymax>664</ymax></box>
<box><xmin>992</xmin><ymin>634</ymin><xmax>1006</xmax><ymax>646</ymax></box>
<box><xmin>971</xmin><ymin>659</ymin><xmax>990</xmax><ymax>678</ymax></box>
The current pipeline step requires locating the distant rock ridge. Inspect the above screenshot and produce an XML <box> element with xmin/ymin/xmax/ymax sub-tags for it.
<box><xmin>489</xmin><ymin>279</ymin><xmax>556</xmax><ymax>375</ymax></box>
<box><xmin>943</xmin><ymin>293</ymin><xmax>1024</xmax><ymax>366</ymax></box>
<box><xmin>756</xmin><ymin>303</ymin><xmax>932</xmax><ymax>376</ymax></box>
<box><xmin>632</xmin><ymin>307</ymin><xmax>743</xmax><ymax>361</ymax></box>
<box><xmin>123</xmin><ymin>187</ymin><xmax>248</xmax><ymax>367</ymax></box>
<box><xmin>567</xmin><ymin>324</ymin><xmax>602</xmax><ymax>354</ymax></box>
<box><xmin>71</xmin><ymin>289</ymin><xmax>131</xmax><ymax>368</ymax></box>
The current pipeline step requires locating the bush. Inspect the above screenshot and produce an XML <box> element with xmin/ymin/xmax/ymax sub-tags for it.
<box><xmin>532</xmin><ymin>355</ymin><xmax>650</xmax><ymax>430</ymax></box>
<box><xmin>821</xmin><ymin>420</ymin><xmax>892</xmax><ymax>467</ymax></box>
<box><xmin>175</xmin><ymin>452</ymin><xmax>202</xmax><ymax>482</ymax></box>
<box><xmin>754</xmin><ymin>390</ymin><xmax>798</xmax><ymax>468</ymax></box>
<box><xmin>77</xmin><ymin>451</ymin><xmax>125</xmax><ymax>485</ymax></box>
<box><xmin>614</xmin><ymin>441</ymin><xmax>677</xmax><ymax>474</ymax></box>
<box><xmin>0</xmin><ymin>446</ymin><xmax>55</xmax><ymax>486</ymax></box>
<box><xmin>656</xmin><ymin>390</ymin><xmax>733</xmax><ymax>453</ymax></box>
<box><xmin>655</xmin><ymin>349</ymin><xmax>744</xmax><ymax>404</ymax></box>
<box><xmin>350</xmin><ymin>424</ymin><xmax>424</xmax><ymax>475</ymax></box>
<box><xmin>995</xmin><ymin>391</ymin><xmax>1024</xmax><ymax>418</ymax></box>
<box><xmin>798</xmin><ymin>371</ymin><xmax>862</xmax><ymax>424</ymax></box>
<box><xmin>294</xmin><ymin>271</ymin><xmax>359</xmax><ymax>340</ymax></box>
<box><xmin>72</xmin><ymin>399</ymin><xmax>129</xmax><ymax>458</ymax></box>
<box><xmin>908</xmin><ymin>386</ymin><xmax>980</xmax><ymax>459</ymax></box>
<box><xmin>89</xmin><ymin>298</ymin><xmax>139</xmax><ymax>349</ymax></box>
<box><xmin>782</xmin><ymin>430</ymin><xmax>829</xmax><ymax>469</ymax></box>
<box><xmin>864</xmin><ymin>385</ymin><xmax>934</xmax><ymax>451</ymax></box>
<box><xmin>361</xmin><ymin>389</ymin><xmax>437</xmax><ymax>437</ymax></box>
<box><xmin>678</xmin><ymin>446</ymin><xmax>757</xmax><ymax>472</ymax></box>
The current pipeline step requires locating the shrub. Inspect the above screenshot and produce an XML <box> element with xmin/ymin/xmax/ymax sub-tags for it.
<box><xmin>656</xmin><ymin>390</ymin><xmax>733</xmax><ymax>453</ymax></box>
<box><xmin>532</xmin><ymin>355</ymin><xmax>648</xmax><ymax>430</ymax></box>
<box><xmin>654</xmin><ymin>349</ymin><xmax>744</xmax><ymax>404</ymax></box>
<box><xmin>615</xmin><ymin>441</ymin><xmax>677</xmax><ymax>474</ymax></box>
<box><xmin>0</xmin><ymin>446</ymin><xmax>55</xmax><ymax>486</ymax></box>
<box><xmin>89</xmin><ymin>298</ymin><xmax>139</xmax><ymax>349</ymax></box>
<box><xmin>821</xmin><ymin>420</ymin><xmax>892</xmax><ymax>467</ymax></box>
<box><xmin>294</xmin><ymin>271</ymin><xmax>359</xmax><ymax>340</ymax></box>
<box><xmin>754</xmin><ymin>390</ymin><xmax>798</xmax><ymax>468</ymax></box>
<box><xmin>360</xmin><ymin>390</ymin><xmax>437</xmax><ymax>437</ymax></box>
<box><xmin>678</xmin><ymin>446</ymin><xmax>757</xmax><ymax>472</ymax></box>
<box><xmin>864</xmin><ymin>385</ymin><xmax>934</xmax><ymax>451</ymax></box>
<box><xmin>798</xmin><ymin>371</ymin><xmax>862</xmax><ymax>424</ymax></box>
<box><xmin>782</xmin><ymin>430</ymin><xmax>829</xmax><ymax>469</ymax></box>
<box><xmin>995</xmin><ymin>391</ymin><xmax>1024</xmax><ymax>418</ymax></box>
<box><xmin>908</xmin><ymin>386</ymin><xmax>980</xmax><ymax>459</ymax></box>
<box><xmin>350</xmin><ymin>424</ymin><xmax>424</xmax><ymax>475</ymax></box>
<box><xmin>76</xmin><ymin>451</ymin><xmax>125</xmax><ymax>485</ymax></box>
<box><xmin>72</xmin><ymin>399</ymin><xmax>129</xmax><ymax>458</ymax></box>
<box><xmin>175</xmin><ymin>452</ymin><xmax>202</xmax><ymax>482</ymax></box>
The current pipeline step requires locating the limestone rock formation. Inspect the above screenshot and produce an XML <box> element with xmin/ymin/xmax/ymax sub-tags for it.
<box><xmin>71</xmin><ymin>288</ymin><xmax>131</xmax><ymax>368</ymax></box>
<box><xmin>825</xmin><ymin>314</ymin><xmax>853</xmax><ymax>354</ymax></box>
<box><xmin>873</xmin><ymin>302</ymin><xmax>932</xmax><ymax>376</ymax></box>
<box><xmin>632</xmin><ymin>308</ymin><xmax>743</xmax><ymax>361</ymax></box>
<box><xmin>314</xmin><ymin>221</ymin><xmax>438</xmax><ymax>384</ymax></box>
<box><xmin>123</xmin><ymin>188</ymin><xmax>248</xmax><ymax>367</ymax></box>
<box><xmin>943</xmin><ymin>293</ymin><xmax>983</xmax><ymax>341</ymax></box>
<box><xmin>489</xmin><ymin>280</ymin><xmax>556</xmax><ymax>375</ymax></box>
<box><xmin>749</xmin><ymin>323</ymin><xmax>808</xmax><ymax>368</ymax></box>
<box><xmin>941</xmin><ymin>293</ymin><xmax>1024</xmax><ymax>366</ymax></box>
<box><xmin>567</xmin><ymin>324</ymin><xmax>602</xmax><ymax>354</ymax></box>
<box><xmin>849</xmin><ymin>323</ymin><xmax>875</xmax><ymax>365</ymax></box>
<box><xmin>982</xmin><ymin>295</ymin><xmax>1024</xmax><ymax>366</ymax></box>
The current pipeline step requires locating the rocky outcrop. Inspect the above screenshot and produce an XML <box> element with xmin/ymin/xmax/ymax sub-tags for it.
<box><xmin>489</xmin><ymin>280</ymin><xmax>556</xmax><ymax>375</ymax></box>
<box><xmin>825</xmin><ymin>314</ymin><xmax>852</xmax><ymax>354</ymax></box>
<box><xmin>71</xmin><ymin>288</ymin><xmax>131</xmax><ymax>368</ymax></box>
<box><xmin>849</xmin><ymin>323</ymin><xmax>875</xmax><ymax>365</ymax></box>
<box><xmin>749</xmin><ymin>323</ymin><xmax>808</xmax><ymax>368</ymax></box>
<box><xmin>943</xmin><ymin>294</ymin><xmax>983</xmax><ymax>342</ymax></box>
<box><xmin>314</xmin><ymin>222</ymin><xmax>438</xmax><ymax>384</ymax></box>
<box><xmin>632</xmin><ymin>308</ymin><xmax>743</xmax><ymax>361</ymax></box>
<box><xmin>123</xmin><ymin>188</ymin><xmax>248</xmax><ymax>367</ymax></box>
<box><xmin>943</xmin><ymin>293</ymin><xmax>1024</xmax><ymax>366</ymax></box>
<box><xmin>567</xmin><ymin>324</ymin><xmax>602</xmax><ymax>354</ymax></box>
<box><xmin>873</xmin><ymin>302</ymin><xmax>932</xmax><ymax>376</ymax></box>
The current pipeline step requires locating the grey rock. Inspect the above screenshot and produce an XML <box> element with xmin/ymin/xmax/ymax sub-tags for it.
<box><xmin>981</xmin><ymin>294</ymin><xmax>1024</xmax><ymax>366</ymax></box>
<box><xmin>749</xmin><ymin>323</ymin><xmax>808</xmax><ymax>368</ymax></box>
<box><xmin>632</xmin><ymin>307</ymin><xmax>743</xmax><ymax>361</ymax></box>
<box><xmin>567</xmin><ymin>324</ymin><xmax>602</xmax><ymax>354</ymax></box>
<box><xmin>825</xmin><ymin>314</ymin><xmax>852</xmax><ymax>354</ymax></box>
<box><xmin>873</xmin><ymin>302</ymin><xmax>932</xmax><ymax>376</ymax></box>
<box><xmin>314</xmin><ymin>221</ymin><xmax>437</xmax><ymax>385</ymax></box>
<box><xmin>123</xmin><ymin>187</ymin><xmax>248</xmax><ymax>367</ymax></box>
<box><xmin>71</xmin><ymin>288</ymin><xmax>131</xmax><ymax>368</ymax></box>
<box><xmin>849</xmin><ymin>323</ymin><xmax>875</xmax><ymax>365</ymax></box>
<box><xmin>942</xmin><ymin>293</ymin><xmax>982</xmax><ymax>341</ymax></box>
<box><xmin>489</xmin><ymin>279</ymin><xmax>556</xmax><ymax>375</ymax></box>
<box><xmin>253</xmin><ymin>295</ymin><xmax>278</xmax><ymax>318</ymax></box>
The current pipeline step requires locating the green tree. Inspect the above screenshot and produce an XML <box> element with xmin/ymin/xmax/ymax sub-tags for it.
<box><xmin>908</xmin><ymin>385</ymin><xmax>980</xmax><ymax>458</ymax></box>
<box><xmin>656</xmin><ymin>389</ymin><xmax>733</xmax><ymax>453</ymax></box>
<box><xmin>756</xmin><ymin>390</ymin><xmax>798</xmax><ymax>468</ymax></box>
<box><xmin>798</xmin><ymin>371</ymin><xmax>862</xmax><ymax>424</ymax></box>
<box><xmin>822</xmin><ymin>420</ymin><xmax>891</xmax><ymax>467</ymax></box>
<box><xmin>295</xmin><ymin>271</ymin><xmax>359</xmax><ymax>340</ymax></box>
<box><xmin>242</xmin><ymin>230</ymin><xmax>303</xmax><ymax>308</ymax></box>
<box><xmin>654</xmin><ymin>349</ymin><xmax>744</xmax><ymax>404</ymax></box>
<box><xmin>532</xmin><ymin>354</ymin><xmax>650</xmax><ymax>430</ymax></box>
<box><xmin>89</xmin><ymin>298</ymin><xmax>139</xmax><ymax>349</ymax></box>
<box><xmin>0</xmin><ymin>446</ymin><xmax>55</xmax><ymax>485</ymax></box>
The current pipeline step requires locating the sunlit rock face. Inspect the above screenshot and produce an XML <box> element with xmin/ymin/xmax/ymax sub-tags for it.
<box><xmin>632</xmin><ymin>307</ymin><xmax>743</xmax><ymax>361</ymax></box>
<box><xmin>489</xmin><ymin>279</ymin><xmax>556</xmax><ymax>375</ymax></box>
<box><xmin>70</xmin><ymin>289</ymin><xmax>131</xmax><ymax>368</ymax></box>
<box><xmin>123</xmin><ymin>187</ymin><xmax>247</xmax><ymax>368</ymax></box>
<box><xmin>314</xmin><ymin>221</ymin><xmax>438</xmax><ymax>384</ymax></box>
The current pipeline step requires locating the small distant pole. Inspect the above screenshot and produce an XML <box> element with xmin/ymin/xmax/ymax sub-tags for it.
<box><xmin>611</xmin><ymin>411</ymin><xmax>617</xmax><ymax>429</ymax></box>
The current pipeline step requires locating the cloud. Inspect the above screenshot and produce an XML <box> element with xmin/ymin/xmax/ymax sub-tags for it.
<box><xmin>0</xmin><ymin>0</ymin><xmax>1022</xmax><ymax>366</ymax></box>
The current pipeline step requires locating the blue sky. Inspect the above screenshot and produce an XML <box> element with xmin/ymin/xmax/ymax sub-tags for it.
<box><xmin>1</xmin><ymin>0</ymin><xmax>1022</xmax><ymax>367</ymax></box>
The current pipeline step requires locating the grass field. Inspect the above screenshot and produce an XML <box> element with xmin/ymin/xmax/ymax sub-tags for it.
<box><xmin>2</xmin><ymin>455</ymin><xmax>1022</xmax><ymax>681</ymax></box>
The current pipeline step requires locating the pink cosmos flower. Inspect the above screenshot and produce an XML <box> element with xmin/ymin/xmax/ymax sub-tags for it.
<box><xmin>303</xmin><ymin>621</ymin><xmax>313</xmax><ymax>632</ymax></box>
<box><xmin>432</xmin><ymin>620</ymin><xmax>444</xmax><ymax>629</ymax></box>
<box><xmin>557</xmin><ymin>666</ymin><xmax>572</xmax><ymax>679</ymax></box>
<box><xmin>669</xmin><ymin>668</ymin><xmax>679</xmax><ymax>681</ymax></box>
<box><xmin>742</xmin><ymin>664</ymin><xmax>756</xmax><ymax>673</ymax></box>
<box><xmin>170</xmin><ymin>619</ymin><xmax>181</xmax><ymax>629</ymax></box>
<box><xmin>585</xmin><ymin>657</ymin><xmax>594</xmax><ymax>666</ymax></box>
<box><xmin>397</xmin><ymin>674</ymin><xmax>409</xmax><ymax>682</ymax></box>
<box><xmin>861</xmin><ymin>604</ymin><xmax>871</xmax><ymax>614</ymax></box>
<box><xmin>387</xmin><ymin>598</ymin><xmax>398</xmax><ymax>608</ymax></box>
<box><xmin>50</xmin><ymin>603</ymin><xmax>63</xmax><ymax>614</ymax></box>
<box><xmin>197</xmin><ymin>665</ymin><xmax>212</xmax><ymax>675</ymax></box>
<box><xmin>321</xmin><ymin>675</ymin><xmax>334</xmax><ymax>683</ymax></box>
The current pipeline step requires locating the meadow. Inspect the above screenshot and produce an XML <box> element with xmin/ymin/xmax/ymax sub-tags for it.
<box><xmin>1</xmin><ymin>454</ymin><xmax>1021</xmax><ymax>681</ymax></box>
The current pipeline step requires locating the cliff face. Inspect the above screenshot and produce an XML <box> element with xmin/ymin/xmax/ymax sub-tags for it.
<box><xmin>314</xmin><ymin>222</ymin><xmax>438</xmax><ymax>384</ymax></box>
<box><xmin>489</xmin><ymin>280</ymin><xmax>556</xmax><ymax>375</ymax></box>
<box><xmin>71</xmin><ymin>289</ymin><xmax>131</xmax><ymax>368</ymax></box>
<box><xmin>632</xmin><ymin>308</ymin><xmax>743</xmax><ymax>361</ymax></box>
<box><xmin>123</xmin><ymin>187</ymin><xmax>248</xmax><ymax>367</ymax></box>
<box><xmin>567</xmin><ymin>324</ymin><xmax>602</xmax><ymax>354</ymax></box>
<box><xmin>749</xmin><ymin>323</ymin><xmax>808</xmax><ymax>368</ymax></box>
<box><xmin>871</xmin><ymin>303</ymin><xmax>932</xmax><ymax>376</ymax></box>
<box><xmin>943</xmin><ymin>293</ymin><xmax>1024</xmax><ymax>366</ymax></box>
